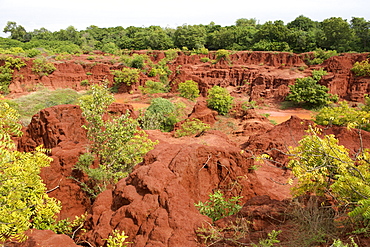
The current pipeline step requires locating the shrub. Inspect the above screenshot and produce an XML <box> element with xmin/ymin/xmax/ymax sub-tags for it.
<box><xmin>287</xmin><ymin>126</ymin><xmax>370</xmax><ymax>232</ymax></box>
<box><xmin>305</xmin><ymin>48</ymin><xmax>338</xmax><ymax>65</ymax></box>
<box><xmin>25</xmin><ymin>48</ymin><xmax>42</xmax><ymax>58</ymax></box>
<box><xmin>111</xmin><ymin>67</ymin><xmax>140</xmax><ymax>86</ymax></box>
<box><xmin>175</xmin><ymin>118</ymin><xmax>210</xmax><ymax>137</ymax></box>
<box><xmin>315</xmin><ymin>101</ymin><xmax>370</xmax><ymax>131</ymax></box>
<box><xmin>140</xmin><ymin>97</ymin><xmax>182</xmax><ymax>132</ymax></box>
<box><xmin>139</xmin><ymin>80</ymin><xmax>167</xmax><ymax>94</ymax></box>
<box><xmin>77</xmin><ymin>85</ymin><xmax>158</xmax><ymax>197</ymax></box>
<box><xmin>351</xmin><ymin>59</ymin><xmax>370</xmax><ymax>76</ymax></box>
<box><xmin>80</xmin><ymin>79</ymin><xmax>90</xmax><ymax>86</ymax></box>
<box><xmin>195</xmin><ymin>190</ymin><xmax>243</xmax><ymax>221</ymax></box>
<box><xmin>105</xmin><ymin>229</ymin><xmax>131</xmax><ymax>247</ymax></box>
<box><xmin>120</xmin><ymin>54</ymin><xmax>148</xmax><ymax>69</ymax></box>
<box><xmin>178</xmin><ymin>80</ymin><xmax>200</xmax><ymax>100</ymax></box>
<box><xmin>215</xmin><ymin>49</ymin><xmax>231</xmax><ymax>63</ymax></box>
<box><xmin>32</xmin><ymin>57</ymin><xmax>56</xmax><ymax>77</ymax></box>
<box><xmin>55</xmin><ymin>52</ymin><xmax>72</xmax><ymax>61</ymax></box>
<box><xmin>286</xmin><ymin>69</ymin><xmax>337</xmax><ymax>108</ymax></box>
<box><xmin>0</xmin><ymin>99</ymin><xmax>61</xmax><ymax>242</ymax></box>
<box><xmin>206</xmin><ymin>85</ymin><xmax>234</xmax><ymax>115</ymax></box>
<box><xmin>200</xmin><ymin>57</ymin><xmax>210</xmax><ymax>63</ymax></box>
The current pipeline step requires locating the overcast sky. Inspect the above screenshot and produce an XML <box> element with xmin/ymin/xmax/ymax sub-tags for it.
<box><xmin>1</xmin><ymin>0</ymin><xmax>370</xmax><ymax>37</ymax></box>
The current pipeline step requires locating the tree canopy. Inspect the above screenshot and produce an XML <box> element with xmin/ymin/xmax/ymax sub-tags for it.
<box><xmin>2</xmin><ymin>16</ymin><xmax>370</xmax><ymax>53</ymax></box>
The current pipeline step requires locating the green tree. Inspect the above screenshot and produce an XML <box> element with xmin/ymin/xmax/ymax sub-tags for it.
<box><xmin>0</xmin><ymin>98</ymin><xmax>61</xmax><ymax>242</ymax></box>
<box><xmin>320</xmin><ymin>17</ymin><xmax>354</xmax><ymax>52</ymax></box>
<box><xmin>3</xmin><ymin>21</ymin><xmax>30</xmax><ymax>42</ymax></box>
<box><xmin>206</xmin><ymin>86</ymin><xmax>234</xmax><ymax>115</ymax></box>
<box><xmin>77</xmin><ymin>85</ymin><xmax>157</xmax><ymax>197</ymax></box>
<box><xmin>177</xmin><ymin>80</ymin><xmax>200</xmax><ymax>100</ymax></box>
<box><xmin>288</xmin><ymin>126</ymin><xmax>370</xmax><ymax>230</ymax></box>
<box><xmin>174</xmin><ymin>24</ymin><xmax>207</xmax><ymax>49</ymax></box>
<box><xmin>286</xmin><ymin>69</ymin><xmax>337</xmax><ymax>108</ymax></box>
<box><xmin>350</xmin><ymin>17</ymin><xmax>370</xmax><ymax>51</ymax></box>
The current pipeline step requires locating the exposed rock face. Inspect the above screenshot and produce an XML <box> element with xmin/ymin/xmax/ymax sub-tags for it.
<box><xmin>242</xmin><ymin>115</ymin><xmax>370</xmax><ymax>165</ymax></box>
<box><xmin>8</xmin><ymin>51</ymin><xmax>370</xmax><ymax>103</ymax></box>
<box><xmin>8</xmin><ymin>229</ymin><xmax>78</xmax><ymax>247</ymax></box>
<box><xmin>17</xmin><ymin>104</ymin><xmax>90</xmax><ymax>220</ymax></box>
<box><xmin>83</xmin><ymin>130</ymin><xmax>267</xmax><ymax>247</ymax></box>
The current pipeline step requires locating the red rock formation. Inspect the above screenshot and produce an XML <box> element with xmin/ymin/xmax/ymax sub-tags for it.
<box><xmin>242</xmin><ymin>115</ymin><xmax>370</xmax><ymax>165</ymax></box>
<box><xmin>8</xmin><ymin>229</ymin><xmax>79</xmax><ymax>247</ymax></box>
<box><xmin>83</xmin><ymin>130</ymin><xmax>267</xmax><ymax>247</ymax></box>
<box><xmin>17</xmin><ymin>105</ymin><xmax>90</xmax><ymax>220</ymax></box>
<box><xmin>8</xmin><ymin>51</ymin><xmax>370</xmax><ymax>103</ymax></box>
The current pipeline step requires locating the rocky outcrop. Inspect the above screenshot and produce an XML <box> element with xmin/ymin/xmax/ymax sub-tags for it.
<box><xmin>242</xmin><ymin>115</ymin><xmax>370</xmax><ymax>166</ymax></box>
<box><xmin>8</xmin><ymin>229</ymin><xmax>78</xmax><ymax>247</ymax></box>
<box><xmin>8</xmin><ymin>51</ymin><xmax>370</xmax><ymax>103</ymax></box>
<box><xmin>17</xmin><ymin>105</ymin><xmax>90</xmax><ymax>220</ymax></box>
<box><xmin>83</xmin><ymin>130</ymin><xmax>267</xmax><ymax>247</ymax></box>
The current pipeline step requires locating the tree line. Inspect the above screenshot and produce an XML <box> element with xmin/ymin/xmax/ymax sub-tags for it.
<box><xmin>2</xmin><ymin>15</ymin><xmax>370</xmax><ymax>53</ymax></box>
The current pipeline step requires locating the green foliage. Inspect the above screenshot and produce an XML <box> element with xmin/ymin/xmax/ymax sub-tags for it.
<box><xmin>177</xmin><ymin>80</ymin><xmax>200</xmax><ymax>100</ymax></box>
<box><xmin>48</xmin><ymin>213</ymin><xmax>86</xmax><ymax>238</ymax></box>
<box><xmin>195</xmin><ymin>190</ymin><xmax>243</xmax><ymax>221</ymax></box>
<box><xmin>331</xmin><ymin>237</ymin><xmax>358</xmax><ymax>247</ymax></box>
<box><xmin>0</xmin><ymin>98</ymin><xmax>61</xmax><ymax>242</ymax></box>
<box><xmin>251</xmin><ymin>230</ymin><xmax>281</xmax><ymax>247</ymax></box>
<box><xmin>80</xmin><ymin>79</ymin><xmax>90</xmax><ymax>86</ymax></box>
<box><xmin>305</xmin><ymin>48</ymin><xmax>338</xmax><ymax>65</ymax></box>
<box><xmin>351</xmin><ymin>59</ymin><xmax>370</xmax><ymax>76</ymax></box>
<box><xmin>140</xmin><ymin>97</ymin><xmax>182</xmax><ymax>132</ymax></box>
<box><xmin>241</xmin><ymin>100</ymin><xmax>258</xmax><ymax>110</ymax></box>
<box><xmin>120</xmin><ymin>54</ymin><xmax>148</xmax><ymax>69</ymax></box>
<box><xmin>315</xmin><ymin>101</ymin><xmax>370</xmax><ymax>131</ymax></box>
<box><xmin>25</xmin><ymin>48</ymin><xmax>42</xmax><ymax>58</ymax></box>
<box><xmin>288</xmin><ymin>125</ymin><xmax>370</xmax><ymax>229</ymax></box>
<box><xmin>0</xmin><ymin>56</ymin><xmax>26</xmax><ymax>94</ymax></box>
<box><xmin>77</xmin><ymin>85</ymin><xmax>157</xmax><ymax>197</ymax></box>
<box><xmin>214</xmin><ymin>49</ymin><xmax>231</xmax><ymax>63</ymax></box>
<box><xmin>112</xmin><ymin>67</ymin><xmax>140</xmax><ymax>86</ymax></box>
<box><xmin>164</xmin><ymin>48</ymin><xmax>180</xmax><ymax>61</ymax></box>
<box><xmin>206</xmin><ymin>85</ymin><xmax>234</xmax><ymax>115</ymax></box>
<box><xmin>32</xmin><ymin>57</ymin><xmax>56</xmax><ymax>77</ymax></box>
<box><xmin>104</xmin><ymin>229</ymin><xmax>131</xmax><ymax>247</ymax></box>
<box><xmin>200</xmin><ymin>57</ymin><xmax>210</xmax><ymax>63</ymax></box>
<box><xmin>139</xmin><ymin>80</ymin><xmax>168</xmax><ymax>94</ymax></box>
<box><xmin>286</xmin><ymin>69</ymin><xmax>337</xmax><ymax>108</ymax></box>
<box><xmin>174</xmin><ymin>118</ymin><xmax>210</xmax><ymax>137</ymax></box>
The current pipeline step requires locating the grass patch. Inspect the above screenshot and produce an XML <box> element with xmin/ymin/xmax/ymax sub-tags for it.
<box><xmin>11</xmin><ymin>88</ymin><xmax>83</xmax><ymax>125</ymax></box>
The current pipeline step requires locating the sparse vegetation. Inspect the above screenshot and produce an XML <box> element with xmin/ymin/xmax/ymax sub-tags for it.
<box><xmin>195</xmin><ymin>190</ymin><xmax>243</xmax><ymax>221</ymax></box>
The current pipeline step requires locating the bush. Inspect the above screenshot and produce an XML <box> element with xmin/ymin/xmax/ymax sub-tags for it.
<box><xmin>139</xmin><ymin>80</ymin><xmax>167</xmax><ymax>94</ymax></box>
<box><xmin>214</xmin><ymin>49</ymin><xmax>231</xmax><ymax>63</ymax></box>
<box><xmin>77</xmin><ymin>85</ymin><xmax>158</xmax><ymax>197</ymax></box>
<box><xmin>80</xmin><ymin>79</ymin><xmax>90</xmax><ymax>86</ymax></box>
<box><xmin>315</xmin><ymin>101</ymin><xmax>370</xmax><ymax>131</ymax></box>
<box><xmin>195</xmin><ymin>190</ymin><xmax>243</xmax><ymax>221</ymax></box>
<box><xmin>305</xmin><ymin>48</ymin><xmax>338</xmax><ymax>65</ymax></box>
<box><xmin>32</xmin><ymin>57</ymin><xmax>56</xmax><ymax>77</ymax></box>
<box><xmin>178</xmin><ymin>80</ymin><xmax>200</xmax><ymax>100</ymax></box>
<box><xmin>111</xmin><ymin>67</ymin><xmax>140</xmax><ymax>86</ymax></box>
<box><xmin>175</xmin><ymin>118</ymin><xmax>210</xmax><ymax>137</ymax></box>
<box><xmin>140</xmin><ymin>97</ymin><xmax>181</xmax><ymax>132</ymax></box>
<box><xmin>351</xmin><ymin>59</ymin><xmax>370</xmax><ymax>76</ymax></box>
<box><xmin>206</xmin><ymin>86</ymin><xmax>234</xmax><ymax>115</ymax></box>
<box><xmin>120</xmin><ymin>54</ymin><xmax>148</xmax><ymax>69</ymax></box>
<box><xmin>0</xmin><ymin>100</ymin><xmax>61</xmax><ymax>242</ymax></box>
<box><xmin>286</xmin><ymin>69</ymin><xmax>337</xmax><ymax>108</ymax></box>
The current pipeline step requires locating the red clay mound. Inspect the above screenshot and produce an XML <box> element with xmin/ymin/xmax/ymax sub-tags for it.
<box><xmin>83</xmin><ymin>130</ymin><xmax>268</xmax><ymax>247</ymax></box>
